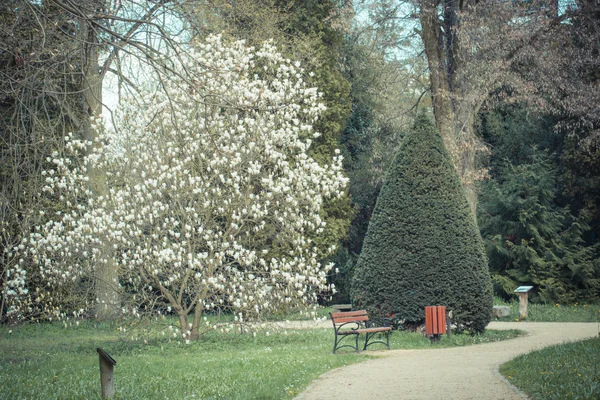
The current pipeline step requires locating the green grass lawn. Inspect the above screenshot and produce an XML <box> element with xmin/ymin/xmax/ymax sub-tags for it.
<box><xmin>492</xmin><ymin>299</ymin><xmax>600</xmax><ymax>399</ymax></box>
<box><xmin>493</xmin><ymin>299</ymin><xmax>600</xmax><ymax>323</ymax></box>
<box><xmin>0</xmin><ymin>317</ymin><xmax>522</xmax><ymax>399</ymax></box>
<box><xmin>501</xmin><ymin>337</ymin><xmax>600</xmax><ymax>400</ymax></box>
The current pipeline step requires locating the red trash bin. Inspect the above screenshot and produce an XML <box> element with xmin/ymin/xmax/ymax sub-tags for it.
<box><xmin>425</xmin><ymin>306</ymin><xmax>447</xmax><ymax>339</ymax></box>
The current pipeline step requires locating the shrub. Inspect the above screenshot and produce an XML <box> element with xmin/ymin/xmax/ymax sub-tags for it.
<box><xmin>351</xmin><ymin>114</ymin><xmax>493</xmax><ymax>333</ymax></box>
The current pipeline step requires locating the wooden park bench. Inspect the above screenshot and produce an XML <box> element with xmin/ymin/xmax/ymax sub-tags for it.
<box><xmin>330</xmin><ymin>310</ymin><xmax>392</xmax><ymax>354</ymax></box>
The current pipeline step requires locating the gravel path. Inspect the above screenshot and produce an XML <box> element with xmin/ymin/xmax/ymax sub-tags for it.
<box><xmin>295</xmin><ymin>322</ymin><xmax>599</xmax><ymax>400</ymax></box>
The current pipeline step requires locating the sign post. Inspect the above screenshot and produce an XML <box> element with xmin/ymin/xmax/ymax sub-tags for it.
<box><xmin>513</xmin><ymin>286</ymin><xmax>533</xmax><ymax>319</ymax></box>
<box><xmin>97</xmin><ymin>348</ymin><xmax>117</xmax><ymax>398</ymax></box>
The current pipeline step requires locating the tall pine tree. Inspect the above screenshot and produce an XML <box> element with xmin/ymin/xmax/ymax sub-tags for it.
<box><xmin>352</xmin><ymin>115</ymin><xmax>492</xmax><ymax>333</ymax></box>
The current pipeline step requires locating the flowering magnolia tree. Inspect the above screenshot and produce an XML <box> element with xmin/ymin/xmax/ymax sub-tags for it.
<box><xmin>5</xmin><ymin>35</ymin><xmax>347</xmax><ymax>339</ymax></box>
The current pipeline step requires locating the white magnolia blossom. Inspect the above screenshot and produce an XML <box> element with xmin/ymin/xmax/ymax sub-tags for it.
<box><xmin>5</xmin><ymin>35</ymin><xmax>347</xmax><ymax>337</ymax></box>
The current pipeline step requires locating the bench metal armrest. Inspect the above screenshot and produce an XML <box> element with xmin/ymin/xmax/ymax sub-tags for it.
<box><xmin>334</xmin><ymin>321</ymin><xmax>361</xmax><ymax>333</ymax></box>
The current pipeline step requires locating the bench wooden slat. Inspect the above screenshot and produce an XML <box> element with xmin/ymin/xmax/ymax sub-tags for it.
<box><xmin>355</xmin><ymin>327</ymin><xmax>392</xmax><ymax>333</ymax></box>
<box><xmin>330</xmin><ymin>310</ymin><xmax>367</xmax><ymax>318</ymax></box>
<box><xmin>332</xmin><ymin>315</ymin><xmax>368</xmax><ymax>324</ymax></box>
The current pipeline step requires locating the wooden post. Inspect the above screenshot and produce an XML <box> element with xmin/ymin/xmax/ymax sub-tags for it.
<box><xmin>97</xmin><ymin>348</ymin><xmax>116</xmax><ymax>398</ymax></box>
<box><xmin>514</xmin><ymin>286</ymin><xmax>533</xmax><ymax>320</ymax></box>
<box><xmin>519</xmin><ymin>292</ymin><xmax>528</xmax><ymax>319</ymax></box>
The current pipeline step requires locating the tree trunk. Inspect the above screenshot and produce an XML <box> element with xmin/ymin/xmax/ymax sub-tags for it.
<box><xmin>178</xmin><ymin>310</ymin><xmax>191</xmax><ymax>339</ymax></box>
<box><xmin>190</xmin><ymin>302</ymin><xmax>205</xmax><ymax>340</ymax></box>
<box><xmin>453</xmin><ymin>105</ymin><xmax>480</xmax><ymax>217</ymax></box>
<box><xmin>419</xmin><ymin>0</ymin><xmax>455</xmax><ymax>146</ymax></box>
<box><xmin>419</xmin><ymin>0</ymin><xmax>479</xmax><ymax>216</ymax></box>
<box><xmin>77</xmin><ymin>2</ymin><xmax>121</xmax><ymax>320</ymax></box>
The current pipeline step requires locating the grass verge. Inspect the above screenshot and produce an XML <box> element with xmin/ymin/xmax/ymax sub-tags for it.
<box><xmin>0</xmin><ymin>319</ymin><xmax>522</xmax><ymax>399</ymax></box>
<box><xmin>493</xmin><ymin>299</ymin><xmax>600</xmax><ymax>322</ymax></box>
<box><xmin>500</xmin><ymin>337</ymin><xmax>600</xmax><ymax>400</ymax></box>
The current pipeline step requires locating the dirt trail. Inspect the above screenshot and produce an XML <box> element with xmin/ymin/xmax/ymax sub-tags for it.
<box><xmin>295</xmin><ymin>322</ymin><xmax>599</xmax><ymax>400</ymax></box>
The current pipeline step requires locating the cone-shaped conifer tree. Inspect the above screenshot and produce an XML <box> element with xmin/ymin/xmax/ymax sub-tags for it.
<box><xmin>351</xmin><ymin>115</ymin><xmax>493</xmax><ymax>333</ymax></box>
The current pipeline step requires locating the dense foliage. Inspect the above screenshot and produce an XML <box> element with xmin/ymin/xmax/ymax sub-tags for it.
<box><xmin>276</xmin><ymin>0</ymin><xmax>355</xmax><ymax>270</ymax></box>
<box><xmin>331</xmin><ymin>43</ymin><xmax>401</xmax><ymax>302</ymax></box>
<box><xmin>478</xmin><ymin>106</ymin><xmax>600</xmax><ymax>303</ymax></box>
<box><xmin>351</xmin><ymin>115</ymin><xmax>493</xmax><ymax>333</ymax></box>
<box><xmin>0</xmin><ymin>0</ymin><xmax>92</xmax><ymax>322</ymax></box>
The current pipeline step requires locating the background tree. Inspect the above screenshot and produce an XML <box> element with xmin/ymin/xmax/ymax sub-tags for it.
<box><xmin>0</xmin><ymin>0</ymin><xmax>109</xmax><ymax>320</ymax></box>
<box><xmin>515</xmin><ymin>0</ymin><xmax>600</xmax><ymax>259</ymax></box>
<box><xmin>331</xmin><ymin>1</ymin><xmax>429</xmax><ymax>302</ymax></box>
<box><xmin>6</xmin><ymin>36</ymin><xmax>348</xmax><ymax>338</ymax></box>
<box><xmin>348</xmin><ymin>1</ymin><xmax>595</xmax><ymax>216</ymax></box>
<box><xmin>417</xmin><ymin>0</ymin><xmax>536</xmax><ymax>213</ymax></box>
<box><xmin>351</xmin><ymin>115</ymin><xmax>493</xmax><ymax>333</ymax></box>
<box><xmin>277</xmin><ymin>0</ymin><xmax>355</xmax><ymax>266</ymax></box>
<box><xmin>471</xmin><ymin>1</ymin><xmax>600</xmax><ymax>304</ymax></box>
<box><xmin>477</xmin><ymin>103</ymin><xmax>600</xmax><ymax>303</ymax></box>
<box><xmin>514</xmin><ymin>0</ymin><xmax>600</xmax><ymax>143</ymax></box>
<box><xmin>479</xmin><ymin>156</ymin><xmax>599</xmax><ymax>303</ymax></box>
<box><xmin>350</xmin><ymin>0</ymin><xmax>600</xmax><ymax>305</ymax></box>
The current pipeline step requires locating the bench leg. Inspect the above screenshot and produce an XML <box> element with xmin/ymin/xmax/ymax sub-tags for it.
<box><xmin>363</xmin><ymin>331</ymin><xmax>391</xmax><ymax>351</ymax></box>
<box><xmin>363</xmin><ymin>332</ymin><xmax>370</xmax><ymax>351</ymax></box>
<box><xmin>333</xmin><ymin>332</ymin><xmax>339</xmax><ymax>354</ymax></box>
<box><xmin>333</xmin><ymin>333</ymin><xmax>340</xmax><ymax>354</ymax></box>
<box><xmin>333</xmin><ymin>333</ymin><xmax>360</xmax><ymax>354</ymax></box>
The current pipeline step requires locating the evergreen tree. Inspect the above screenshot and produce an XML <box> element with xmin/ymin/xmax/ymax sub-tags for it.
<box><xmin>478</xmin><ymin>105</ymin><xmax>600</xmax><ymax>304</ymax></box>
<box><xmin>478</xmin><ymin>154</ymin><xmax>599</xmax><ymax>303</ymax></box>
<box><xmin>352</xmin><ymin>115</ymin><xmax>493</xmax><ymax>333</ymax></box>
<box><xmin>274</xmin><ymin>0</ymin><xmax>354</xmax><ymax>267</ymax></box>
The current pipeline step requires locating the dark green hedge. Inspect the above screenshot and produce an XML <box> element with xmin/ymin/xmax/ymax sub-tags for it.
<box><xmin>351</xmin><ymin>115</ymin><xmax>493</xmax><ymax>333</ymax></box>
